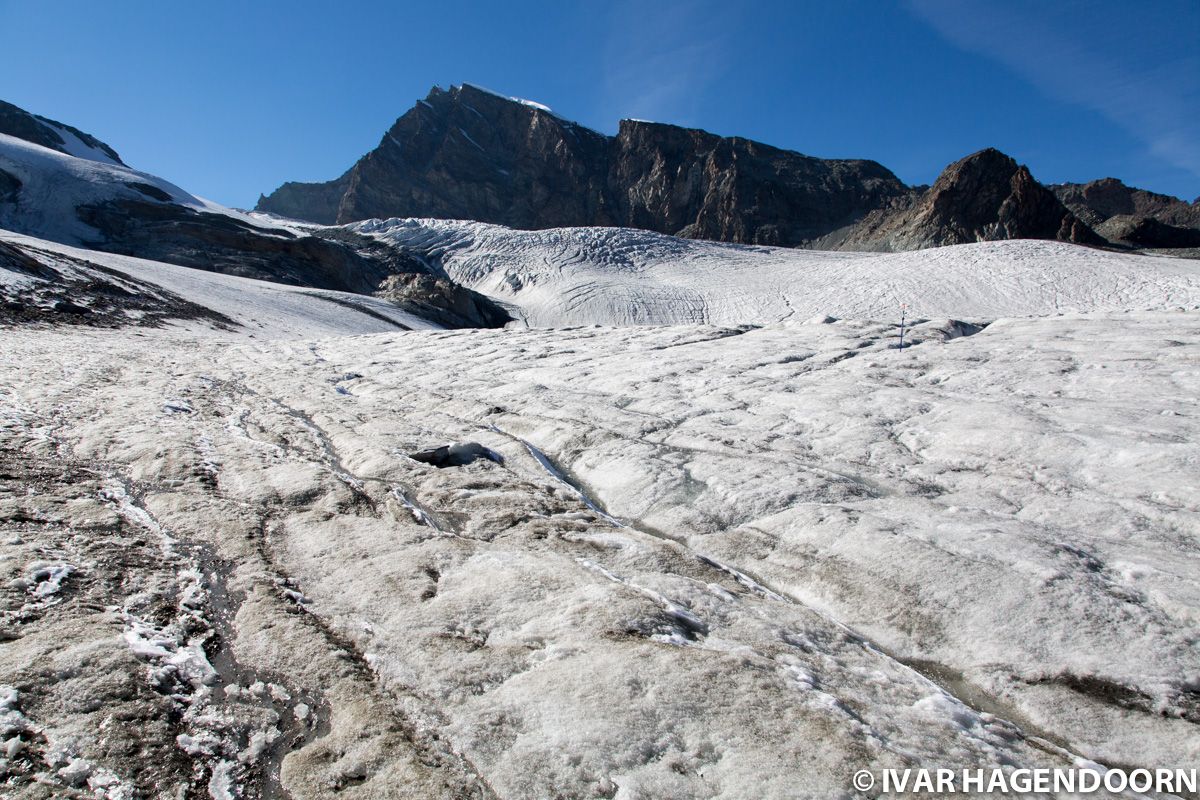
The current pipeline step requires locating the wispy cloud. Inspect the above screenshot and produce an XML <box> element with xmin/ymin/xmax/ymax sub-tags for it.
<box><xmin>599</xmin><ymin>0</ymin><xmax>731</xmax><ymax>127</ymax></box>
<box><xmin>908</xmin><ymin>0</ymin><xmax>1200</xmax><ymax>187</ymax></box>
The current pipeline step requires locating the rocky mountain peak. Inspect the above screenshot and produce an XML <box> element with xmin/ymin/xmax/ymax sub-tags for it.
<box><xmin>257</xmin><ymin>86</ymin><xmax>914</xmax><ymax>247</ymax></box>
<box><xmin>255</xmin><ymin>85</ymin><xmax>1196</xmax><ymax>252</ymax></box>
<box><xmin>910</xmin><ymin>147</ymin><xmax>1100</xmax><ymax>246</ymax></box>
<box><xmin>1050</xmin><ymin>175</ymin><xmax>1200</xmax><ymax>247</ymax></box>
<box><xmin>819</xmin><ymin>147</ymin><xmax>1103</xmax><ymax>251</ymax></box>
<box><xmin>921</xmin><ymin>148</ymin><xmax>1017</xmax><ymax>222</ymax></box>
<box><xmin>326</xmin><ymin>83</ymin><xmax>611</xmax><ymax>231</ymax></box>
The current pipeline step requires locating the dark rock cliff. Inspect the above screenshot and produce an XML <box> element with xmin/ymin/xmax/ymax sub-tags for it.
<box><xmin>607</xmin><ymin>119</ymin><xmax>907</xmax><ymax>246</ymax></box>
<box><xmin>1051</xmin><ymin>178</ymin><xmax>1200</xmax><ymax>249</ymax></box>
<box><xmin>263</xmin><ymin>85</ymin><xmax>614</xmax><ymax>230</ymax></box>
<box><xmin>258</xmin><ymin>84</ymin><xmax>911</xmax><ymax>248</ymax></box>
<box><xmin>259</xmin><ymin>84</ymin><xmax>1200</xmax><ymax>251</ymax></box>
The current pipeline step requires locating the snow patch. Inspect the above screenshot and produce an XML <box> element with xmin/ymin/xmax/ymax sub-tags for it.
<box><xmin>457</xmin><ymin>127</ymin><xmax>484</xmax><ymax>152</ymax></box>
<box><xmin>461</xmin><ymin>82</ymin><xmax>554</xmax><ymax>113</ymax></box>
<box><xmin>38</xmin><ymin>119</ymin><xmax>122</xmax><ymax>166</ymax></box>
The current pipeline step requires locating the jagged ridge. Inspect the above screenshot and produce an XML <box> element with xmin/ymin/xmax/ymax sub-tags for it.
<box><xmin>258</xmin><ymin>84</ymin><xmax>912</xmax><ymax>248</ymax></box>
<box><xmin>256</xmin><ymin>84</ymin><xmax>1196</xmax><ymax>251</ymax></box>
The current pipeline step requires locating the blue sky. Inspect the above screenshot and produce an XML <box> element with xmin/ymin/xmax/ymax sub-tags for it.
<box><xmin>2</xmin><ymin>0</ymin><xmax>1196</xmax><ymax>209</ymax></box>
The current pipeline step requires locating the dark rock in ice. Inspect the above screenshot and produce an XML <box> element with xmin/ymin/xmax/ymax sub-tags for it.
<box><xmin>407</xmin><ymin>441</ymin><xmax>504</xmax><ymax>468</ymax></box>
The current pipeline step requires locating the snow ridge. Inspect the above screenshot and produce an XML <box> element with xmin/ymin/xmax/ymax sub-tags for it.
<box><xmin>0</xmin><ymin>133</ymin><xmax>288</xmax><ymax>246</ymax></box>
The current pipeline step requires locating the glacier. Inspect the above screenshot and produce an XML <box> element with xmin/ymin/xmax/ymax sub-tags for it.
<box><xmin>353</xmin><ymin>217</ymin><xmax>1200</xmax><ymax>327</ymax></box>
<box><xmin>2</xmin><ymin>218</ymin><xmax>1198</xmax><ymax>796</ymax></box>
<box><xmin>1</xmin><ymin>123</ymin><xmax>1198</xmax><ymax>797</ymax></box>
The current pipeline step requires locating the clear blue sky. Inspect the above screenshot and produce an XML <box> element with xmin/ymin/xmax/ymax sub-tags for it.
<box><xmin>2</xmin><ymin>0</ymin><xmax>1196</xmax><ymax>209</ymax></box>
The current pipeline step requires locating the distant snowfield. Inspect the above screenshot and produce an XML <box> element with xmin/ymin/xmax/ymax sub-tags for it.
<box><xmin>355</xmin><ymin>217</ymin><xmax>1200</xmax><ymax>326</ymax></box>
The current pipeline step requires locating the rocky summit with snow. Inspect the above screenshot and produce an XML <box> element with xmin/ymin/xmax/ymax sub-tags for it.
<box><xmin>257</xmin><ymin>83</ymin><xmax>1200</xmax><ymax>253</ymax></box>
<box><xmin>1</xmin><ymin>94</ymin><xmax>1199</xmax><ymax>800</ymax></box>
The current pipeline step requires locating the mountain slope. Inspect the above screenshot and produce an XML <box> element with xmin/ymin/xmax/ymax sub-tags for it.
<box><xmin>258</xmin><ymin>84</ymin><xmax>1122</xmax><ymax>251</ymax></box>
<box><xmin>0</xmin><ymin>101</ymin><xmax>511</xmax><ymax>328</ymax></box>
<box><xmin>0</xmin><ymin>229</ymin><xmax>438</xmax><ymax>338</ymax></box>
<box><xmin>0</xmin><ymin>99</ymin><xmax>124</xmax><ymax>165</ymax></box>
<box><xmin>258</xmin><ymin>84</ymin><xmax>912</xmax><ymax>247</ymax></box>
<box><xmin>1054</xmin><ymin>177</ymin><xmax>1200</xmax><ymax>229</ymax></box>
<box><xmin>0</xmin><ymin>129</ymin><xmax>270</xmax><ymax>245</ymax></box>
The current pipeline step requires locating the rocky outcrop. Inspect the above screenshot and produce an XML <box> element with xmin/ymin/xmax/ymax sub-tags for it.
<box><xmin>375</xmin><ymin>272</ymin><xmax>512</xmax><ymax>329</ymax></box>
<box><xmin>826</xmin><ymin>149</ymin><xmax>1104</xmax><ymax>251</ymax></box>
<box><xmin>1053</xmin><ymin>178</ymin><xmax>1200</xmax><ymax>229</ymax></box>
<box><xmin>1094</xmin><ymin>215</ymin><xmax>1200</xmax><ymax>249</ymax></box>
<box><xmin>253</xmin><ymin>174</ymin><xmax>349</xmax><ymax>227</ymax></box>
<box><xmin>0</xmin><ymin>167</ymin><xmax>20</xmax><ymax>204</ymax></box>
<box><xmin>1052</xmin><ymin>178</ymin><xmax>1200</xmax><ymax>248</ymax></box>
<box><xmin>258</xmin><ymin>84</ymin><xmax>911</xmax><ymax>248</ymax></box>
<box><xmin>71</xmin><ymin>200</ymin><xmax>512</xmax><ymax>328</ymax></box>
<box><xmin>0</xmin><ymin>239</ymin><xmax>236</xmax><ymax>330</ymax></box>
<box><xmin>76</xmin><ymin>199</ymin><xmax>398</xmax><ymax>292</ymax></box>
<box><xmin>0</xmin><ymin>99</ymin><xmax>123</xmax><ymax>164</ymax></box>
